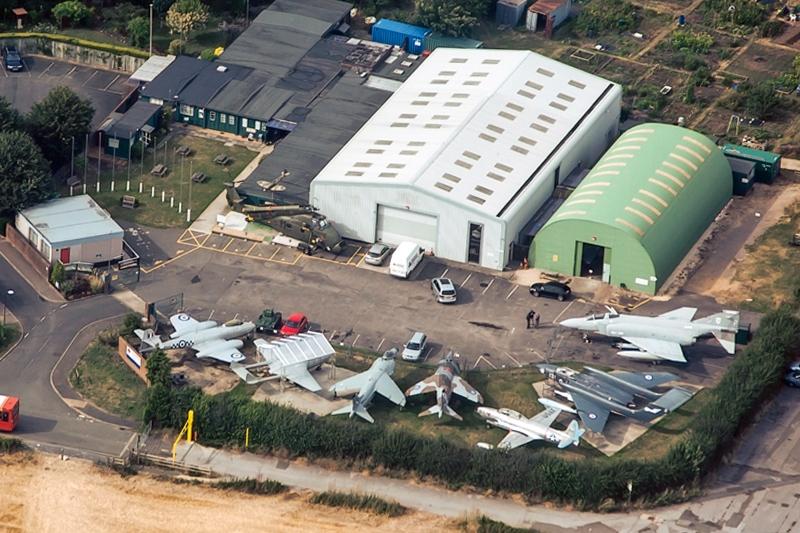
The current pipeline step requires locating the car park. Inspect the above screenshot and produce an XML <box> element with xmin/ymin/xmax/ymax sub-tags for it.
<box><xmin>2</xmin><ymin>46</ymin><xmax>23</xmax><ymax>72</ymax></box>
<box><xmin>365</xmin><ymin>243</ymin><xmax>391</xmax><ymax>266</ymax></box>
<box><xmin>279</xmin><ymin>312</ymin><xmax>309</xmax><ymax>336</ymax></box>
<box><xmin>402</xmin><ymin>331</ymin><xmax>427</xmax><ymax>361</ymax></box>
<box><xmin>530</xmin><ymin>280</ymin><xmax>571</xmax><ymax>301</ymax></box>
<box><xmin>431</xmin><ymin>277</ymin><xmax>457</xmax><ymax>304</ymax></box>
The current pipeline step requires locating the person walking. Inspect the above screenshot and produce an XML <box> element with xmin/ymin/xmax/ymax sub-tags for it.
<box><xmin>533</xmin><ymin>312</ymin><xmax>540</xmax><ymax>328</ymax></box>
<box><xmin>526</xmin><ymin>309</ymin><xmax>535</xmax><ymax>329</ymax></box>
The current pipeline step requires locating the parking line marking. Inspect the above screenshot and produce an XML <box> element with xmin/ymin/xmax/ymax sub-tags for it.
<box><xmin>460</xmin><ymin>273</ymin><xmax>472</xmax><ymax>287</ymax></box>
<box><xmin>208</xmin><ymin>310</ymin><xmax>215</xmax><ymax>320</ymax></box>
<box><xmin>38</xmin><ymin>62</ymin><xmax>54</xmax><ymax>78</ymax></box>
<box><xmin>352</xmin><ymin>334</ymin><xmax>360</xmax><ymax>347</ymax></box>
<box><xmin>440</xmin><ymin>268</ymin><xmax>449</xmax><ymax>278</ymax></box>
<box><xmin>328</xmin><ymin>330</ymin><xmax>337</xmax><ymax>341</ymax></box>
<box><xmin>103</xmin><ymin>74</ymin><xmax>120</xmax><ymax>91</ymax></box>
<box><xmin>473</xmin><ymin>355</ymin><xmax>496</xmax><ymax>370</ymax></box>
<box><xmin>505</xmin><ymin>285</ymin><xmax>519</xmax><ymax>300</ymax></box>
<box><xmin>21</xmin><ymin>59</ymin><xmax>31</xmax><ymax>77</ymax></box>
<box><xmin>269</xmin><ymin>248</ymin><xmax>280</xmax><ymax>260</ymax></box>
<box><xmin>552</xmin><ymin>300</ymin><xmax>575</xmax><ymax>325</ymax></box>
<box><xmin>504</xmin><ymin>352</ymin><xmax>523</xmax><ymax>368</ymax></box>
<box><xmin>376</xmin><ymin>338</ymin><xmax>385</xmax><ymax>351</ymax></box>
<box><xmin>531</xmin><ymin>350</ymin><xmax>547</xmax><ymax>361</ymax></box>
<box><xmin>0</xmin><ymin>61</ymin><xmax>7</xmax><ymax>78</ymax></box>
<box><xmin>82</xmin><ymin>71</ymin><xmax>97</xmax><ymax>86</ymax></box>
<box><xmin>346</xmin><ymin>246</ymin><xmax>361</xmax><ymax>265</ymax></box>
<box><xmin>244</xmin><ymin>242</ymin><xmax>258</xmax><ymax>255</ymax></box>
<box><xmin>510</xmin><ymin>327</ymin><xmax>515</xmax><ymax>336</ymax></box>
<box><xmin>64</xmin><ymin>66</ymin><xmax>77</xmax><ymax>77</ymax></box>
<box><xmin>481</xmin><ymin>279</ymin><xmax>494</xmax><ymax>295</ymax></box>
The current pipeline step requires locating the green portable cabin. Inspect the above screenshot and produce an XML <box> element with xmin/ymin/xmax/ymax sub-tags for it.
<box><xmin>101</xmin><ymin>101</ymin><xmax>161</xmax><ymax>159</ymax></box>
<box><xmin>722</xmin><ymin>144</ymin><xmax>781</xmax><ymax>184</ymax></box>
<box><xmin>531</xmin><ymin>124</ymin><xmax>732</xmax><ymax>295</ymax></box>
<box><xmin>726</xmin><ymin>156</ymin><xmax>756</xmax><ymax>196</ymax></box>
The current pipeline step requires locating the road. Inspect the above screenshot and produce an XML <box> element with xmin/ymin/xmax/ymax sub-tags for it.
<box><xmin>0</xmin><ymin>253</ymin><xmax>134</xmax><ymax>457</ymax></box>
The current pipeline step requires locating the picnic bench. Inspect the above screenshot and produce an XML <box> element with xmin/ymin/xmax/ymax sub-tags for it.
<box><xmin>175</xmin><ymin>145</ymin><xmax>193</xmax><ymax>157</ymax></box>
<box><xmin>213</xmin><ymin>154</ymin><xmax>231</xmax><ymax>166</ymax></box>
<box><xmin>121</xmin><ymin>195</ymin><xmax>137</xmax><ymax>209</ymax></box>
<box><xmin>190</xmin><ymin>172</ymin><xmax>207</xmax><ymax>183</ymax></box>
<box><xmin>66</xmin><ymin>176</ymin><xmax>81</xmax><ymax>188</ymax></box>
<box><xmin>150</xmin><ymin>164</ymin><xmax>168</xmax><ymax>177</ymax></box>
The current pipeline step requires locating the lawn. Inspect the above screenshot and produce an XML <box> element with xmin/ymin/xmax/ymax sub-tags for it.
<box><xmin>70</xmin><ymin>337</ymin><xmax>147</xmax><ymax>420</ymax></box>
<box><xmin>75</xmin><ymin>132</ymin><xmax>257</xmax><ymax>228</ymax></box>
<box><xmin>0</xmin><ymin>324</ymin><xmax>20</xmax><ymax>356</ymax></box>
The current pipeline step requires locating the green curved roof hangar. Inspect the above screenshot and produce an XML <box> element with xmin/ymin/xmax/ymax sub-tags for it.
<box><xmin>531</xmin><ymin>123</ymin><xmax>732</xmax><ymax>294</ymax></box>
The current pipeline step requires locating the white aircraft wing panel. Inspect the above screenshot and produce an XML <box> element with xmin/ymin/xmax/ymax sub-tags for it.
<box><xmin>622</xmin><ymin>337</ymin><xmax>686</xmax><ymax>363</ymax></box>
<box><xmin>451</xmin><ymin>376</ymin><xmax>483</xmax><ymax>404</ymax></box>
<box><xmin>658</xmin><ymin>307</ymin><xmax>697</xmax><ymax>321</ymax></box>
<box><xmin>330</xmin><ymin>373</ymin><xmax>369</xmax><ymax>395</ymax></box>
<box><xmin>497</xmin><ymin>431</ymin><xmax>536</xmax><ymax>450</ymax></box>
<box><xmin>193</xmin><ymin>339</ymin><xmax>245</xmax><ymax>363</ymax></box>
<box><xmin>282</xmin><ymin>365</ymin><xmax>322</xmax><ymax>392</ymax></box>
<box><xmin>170</xmin><ymin>313</ymin><xmax>200</xmax><ymax>333</ymax></box>
<box><xmin>530</xmin><ymin>406</ymin><xmax>561</xmax><ymax>428</ymax></box>
<box><xmin>375</xmin><ymin>374</ymin><xmax>406</xmax><ymax>407</ymax></box>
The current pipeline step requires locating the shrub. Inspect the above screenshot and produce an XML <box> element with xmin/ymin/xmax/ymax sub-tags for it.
<box><xmin>0</xmin><ymin>32</ymin><xmax>150</xmax><ymax>59</ymax></box>
<box><xmin>0</xmin><ymin>437</ymin><xmax>27</xmax><ymax>453</ymax></box>
<box><xmin>310</xmin><ymin>491</ymin><xmax>406</xmax><ymax>517</ymax></box>
<box><xmin>50</xmin><ymin>261</ymin><xmax>65</xmax><ymax>286</ymax></box>
<box><xmin>671</xmin><ymin>30</ymin><xmax>714</xmax><ymax>54</ymax></box>
<box><xmin>575</xmin><ymin>0</ymin><xmax>638</xmax><ymax>37</ymax></box>
<box><xmin>212</xmin><ymin>478</ymin><xmax>287</xmax><ymax>495</ymax></box>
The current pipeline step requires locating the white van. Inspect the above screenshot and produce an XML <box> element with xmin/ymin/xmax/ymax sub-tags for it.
<box><xmin>389</xmin><ymin>241</ymin><xmax>425</xmax><ymax>279</ymax></box>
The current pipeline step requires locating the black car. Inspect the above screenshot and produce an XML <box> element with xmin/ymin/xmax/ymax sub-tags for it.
<box><xmin>2</xmin><ymin>46</ymin><xmax>23</xmax><ymax>72</ymax></box>
<box><xmin>529</xmin><ymin>281</ymin><xmax>571</xmax><ymax>301</ymax></box>
<box><xmin>785</xmin><ymin>371</ymin><xmax>800</xmax><ymax>388</ymax></box>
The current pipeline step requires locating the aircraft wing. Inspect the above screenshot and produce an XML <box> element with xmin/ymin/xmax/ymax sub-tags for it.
<box><xmin>281</xmin><ymin>365</ymin><xmax>322</xmax><ymax>392</ymax></box>
<box><xmin>170</xmin><ymin>313</ymin><xmax>200</xmax><ymax>333</ymax></box>
<box><xmin>405</xmin><ymin>376</ymin><xmax>436</xmax><ymax>397</ymax></box>
<box><xmin>658</xmin><ymin>307</ymin><xmax>697</xmax><ymax>321</ymax></box>
<box><xmin>622</xmin><ymin>337</ymin><xmax>686</xmax><ymax>363</ymax></box>
<box><xmin>330</xmin><ymin>372</ymin><xmax>368</xmax><ymax>395</ymax></box>
<box><xmin>610</xmin><ymin>370</ymin><xmax>679</xmax><ymax>389</ymax></box>
<box><xmin>193</xmin><ymin>339</ymin><xmax>245</xmax><ymax>363</ymax></box>
<box><xmin>530</xmin><ymin>406</ymin><xmax>561</xmax><ymax>428</ymax></box>
<box><xmin>451</xmin><ymin>376</ymin><xmax>484</xmax><ymax>404</ymax></box>
<box><xmin>497</xmin><ymin>431</ymin><xmax>536</xmax><ymax>450</ymax></box>
<box><xmin>570</xmin><ymin>390</ymin><xmax>611</xmax><ymax>434</ymax></box>
<box><xmin>375</xmin><ymin>374</ymin><xmax>406</xmax><ymax>407</ymax></box>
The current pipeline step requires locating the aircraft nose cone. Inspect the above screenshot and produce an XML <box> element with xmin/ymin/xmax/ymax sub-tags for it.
<box><xmin>559</xmin><ymin>317</ymin><xmax>581</xmax><ymax>328</ymax></box>
<box><xmin>536</xmin><ymin>363</ymin><xmax>556</xmax><ymax>374</ymax></box>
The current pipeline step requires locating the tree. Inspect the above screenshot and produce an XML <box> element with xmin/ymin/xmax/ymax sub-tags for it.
<box><xmin>146</xmin><ymin>348</ymin><xmax>171</xmax><ymax>387</ymax></box>
<box><xmin>52</xmin><ymin>0</ymin><xmax>93</xmax><ymax>28</ymax></box>
<box><xmin>127</xmin><ymin>16</ymin><xmax>149</xmax><ymax>48</ymax></box>
<box><xmin>0</xmin><ymin>96</ymin><xmax>22</xmax><ymax>132</ymax></box>
<box><xmin>27</xmin><ymin>86</ymin><xmax>94</xmax><ymax>169</ymax></box>
<box><xmin>743</xmin><ymin>81</ymin><xmax>780</xmax><ymax>119</ymax></box>
<box><xmin>144</xmin><ymin>349</ymin><xmax>172</xmax><ymax>425</ymax></box>
<box><xmin>416</xmin><ymin>0</ymin><xmax>478</xmax><ymax>37</ymax></box>
<box><xmin>575</xmin><ymin>0</ymin><xmax>638</xmax><ymax>37</ymax></box>
<box><xmin>166</xmin><ymin>0</ymin><xmax>209</xmax><ymax>51</ymax></box>
<box><xmin>0</xmin><ymin>131</ymin><xmax>52</xmax><ymax>216</ymax></box>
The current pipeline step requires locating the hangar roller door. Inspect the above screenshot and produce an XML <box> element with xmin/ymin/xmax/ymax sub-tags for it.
<box><xmin>376</xmin><ymin>205</ymin><xmax>437</xmax><ymax>252</ymax></box>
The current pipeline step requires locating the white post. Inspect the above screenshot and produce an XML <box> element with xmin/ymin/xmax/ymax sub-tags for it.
<box><xmin>111</xmin><ymin>180</ymin><xmax>115</xmax><ymax>192</ymax></box>
<box><xmin>161</xmin><ymin>190</ymin><xmax>165</xmax><ymax>203</ymax></box>
<box><xmin>170</xmin><ymin>196</ymin><xmax>174</xmax><ymax>208</ymax></box>
<box><xmin>139</xmin><ymin>182</ymin><xmax>143</xmax><ymax>194</ymax></box>
<box><xmin>186</xmin><ymin>208</ymin><xmax>191</xmax><ymax>223</ymax></box>
<box><xmin>126</xmin><ymin>180</ymin><xmax>130</xmax><ymax>192</ymax></box>
<box><xmin>178</xmin><ymin>201</ymin><xmax>182</xmax><ymax>214</ymax></box>
<box><xmin>96</xmin><ymin>181</ymin><xmax>100</xmax><ymax>193</ymax></box>
<box><xmin>82</xmin><ymin>183</ymin><xmax>87</xmax><ymax>194</ymax></box>
<box><xmin>69</xmin><ymin>185</ymin><xmax>73</xmax><ymax>196</ymax></box>
<box><xmin>151</xmin><ymin>186</ymin><xmax>155</xmax><ymax>198</ymax></box>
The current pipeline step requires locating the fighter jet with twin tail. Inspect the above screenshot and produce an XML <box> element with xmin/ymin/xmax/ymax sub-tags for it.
<box><xmin>560</xmin><ymin>306</ymin><xmax>739</xmax><ymax>363</ymax></box>
<box><xmin>405</xmin><ymin>351</ymin><xmax>483</xmax><ymax>421</ymax></box>
<box><xmin>477</xmin><ymin>398</ymin><xmax>584</xmax><ymax>450</ymax></box>
<box><xmin>135</xmin><ymin>313</ymin><xmax>254</xmax><ymax>364</ymax></box>
<box><xmin>329</xmin><ymin>348</ymin><xmax>406</xmax><ymax>423</ymax></box>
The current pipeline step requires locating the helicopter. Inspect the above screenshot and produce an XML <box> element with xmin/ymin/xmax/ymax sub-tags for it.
<box><xmin>225</xmin><ymin>178</ymin><xmax>344</xmax><ymax>254</ymax></box>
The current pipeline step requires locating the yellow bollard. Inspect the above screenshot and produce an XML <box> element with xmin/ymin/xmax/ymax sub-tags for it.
<box><xmin>245</xmin><ymin>427</ymin><xmax>250</xmax><ymax>449</ymax></box>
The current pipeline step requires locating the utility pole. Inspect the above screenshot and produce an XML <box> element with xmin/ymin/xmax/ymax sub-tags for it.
<box><xmin>149</xmin><ymin>3</ymin><xmax>154</xmax><ymax>56</ymax></box>
<box><xmin>70</xmin><ymin>136</ymin><xmax>75</xmax><ymax>178</ymax></box>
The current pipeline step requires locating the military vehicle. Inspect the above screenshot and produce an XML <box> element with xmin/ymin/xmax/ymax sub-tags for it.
<box><xmin>225</xmin><ymin>182</ymin><xmax>343</xmax><ymax>253</ymax></box>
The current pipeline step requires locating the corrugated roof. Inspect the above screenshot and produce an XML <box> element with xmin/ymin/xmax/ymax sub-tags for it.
<box><xmin>207</xmin><ymin>78</ymin><xmax>294</xmax><ymax>120</ymax></box>
<box><xmin>20</xmin><ymin>195</ymin><xmax>124</xmax><ymax>246</ymax></box>
<box><xmin>372</xmin><ymin>18</ymin><xmax>431</xmax><ymax>39</ymax></box>
<box><xmin>129</xmin><ymin>55</ymin><xmax>176</xmax><ymax>83</ymax></box>
<box><xmin>529</xmin><ymin>0</ymin><xmax>569</xmax><ymax>14</ymax></box>
<box><xmin>312</xmin><ymin>48</ymin><xmax>619</xmax><ymax>218</ymax></box>
<box><xmin>722</xmin><ymin>143</ymin><xmax>781</xmax><ymax>164</ymax></box>
<box><xmin>103</xmin><ymin>101</ymin><xmax>161</xmax><ymax>138</ymax></box>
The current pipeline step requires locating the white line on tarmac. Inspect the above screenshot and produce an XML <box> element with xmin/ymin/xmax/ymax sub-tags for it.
<box><xmin>38</xmin><ymin>62</ymin><xmax>54</xmax><ymax>78</ymax></box>
<box><xmin>40</xmin><ymin>316</ymin><xmax>46</xmax><ymax>322</ymax></box>
<box><xmin>510</xmin><ymin>327</ymin><xmax>515</xmax><ymax>336</ymax></box>
<box><xmin>232</xmin><ymin>312</ymin><xmax>239</xmax><ymax>320</ymax></box>
<box><xmin>481</xmin><ymin>279</ymin><xmax>494</xmax><ymax>295</ymax></box>
<box><xmin>506</xmin><ymin>285</ymin><xmax>519</xmax><ymax>300</ymax></box>
<box><xmin>59</xmin><ymin>303</ymin><xmax>68</xmax><ymax>309</ymax></box>
<box><xmin>352</xmin><ymin>334</ymin><xmax>360</xmax><ymax>346</ymax></box>
<box><xmin>22</xmin><ymin>59</ymin><xmax>31</xmax><ymax>77</ymax></box>
<box><xmin>81</xmin><ymin>70</ymin><xmax>97</xmax><ymax>86</ymax></box>
<box><xmin>532</xmin><ymin>350</ymin><xmax>547</xmax><ymax>361</ymax></box>
<box><xmin>64</xmin><ymin>66</ymin><xmax>77</xmax><ymax>77</ymax></box>
<box><xmin>460</xmin><ymin>273</ymin><xmax>472</xmax><ymax>287</ymax></box>
<box><xmin>103</xmin><ymin>74</ymin><xmax>120</xmax><ymax>91</ymax></box>
<box><xmin>208</xmin><ymin>309</ymin><xmax>215</xmax><ymax>320</ymax></box>
<box><xmin>376</xmin><ymin>338</ymin><xmax>385</xmax><ymax>351</ymax></box>
<box><xmin>328</xmin><ymin>330</ymin><xmax>337</xmax><ymax>341</ymax></box>
<box><xmin>472</xmin><ymin>355</ymin><xmax>496</xmax><ymax>370</ymax></box>
<box><xmin>0</xmin><ymin>61</ymin><xmax>7</xmax><ymax>78</ymax></box>
<box><xmin>552</xmin><ymin>300</ymin><xmax>575</xmax><ymax>324</ymax></box>
<box><xmin>504</xmin><ymin>352</ymin><xmax>523</xmax><ymax>368</ymax></box>
<box><xmin>440</xmin><ymin>268</ymin><xmax>449</xmax><ymax>278</ymax></box>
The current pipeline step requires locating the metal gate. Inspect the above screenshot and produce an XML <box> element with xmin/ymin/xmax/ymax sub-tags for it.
<box><xmin>146</xmin><ymin>293</ymin><xmax>184</xmax><ymax>329</ymax></box>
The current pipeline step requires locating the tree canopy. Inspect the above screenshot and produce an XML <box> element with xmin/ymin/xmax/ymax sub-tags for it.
<box><xmin>414</xmin><ymin>0</ymin><xmax>491</xmax><ymax>37</ymax></box>
<box><xmin>52</xmin><ymin>0</ymin><xmax>93</xmax><ymax>28</ymax></box>
<box><xmin>27</xmin><ymin>86</ymin><xmax>94</xmax><ymax>169</ymax></box>
<box><xmin>127</xmin><ymin>16</ymin><xmax>150</xmax><ymax>48</ymax></box>
<box><xmin>0</xmin><ymin>96</ymin><xmax>22</xmax><ymax>133</ymax></box>
<box><xmin>0</xmin><ymin>130</ymin><xmax>53</xmax><ymax>216</ymax></box>
<box><xmin>166</xmin><ymin>0</ymin><xmax>209</xmax><ymax>49</ymax></box>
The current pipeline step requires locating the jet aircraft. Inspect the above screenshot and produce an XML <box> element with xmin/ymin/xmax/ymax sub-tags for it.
<box><xmin>134</xmin><ymin>313</ymin><xmax>254</xmax><ymax>364</ymax></box>
<box><xmin>560</xmin><ymin>306</ymin><xmax>739</xmax><ymax>362</ymax></box>
<box><xmin>329</xmin><ymin>348</ymin><xmax>406</xmax><ymax>423</ymax></box>
<box><xmin>477</xmin><ymin>398</ymin><xmax>584</xmax><ymax>450</ymax></box>
<box><xmin>405</xmin><ymin>351</ymin><xmax>483</xmax><ymax>420</ymax></box>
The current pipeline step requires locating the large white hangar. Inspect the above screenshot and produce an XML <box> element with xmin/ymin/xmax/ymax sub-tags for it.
<box><xmin>310</xmin><ymin>48</ymin><xmax>622</xmax><ymax>269</ymax></box>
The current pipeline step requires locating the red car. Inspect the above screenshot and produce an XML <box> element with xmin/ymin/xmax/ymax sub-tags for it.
<box><xmin>279</xmin><ymin>313</ymin><xmax>309</xmax><ymax>336</ymax></box>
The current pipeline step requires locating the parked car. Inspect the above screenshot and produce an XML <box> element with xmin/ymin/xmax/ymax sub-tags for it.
<box><xmin>279</xmin><ymin>312</ymin><xmax>309</xmax><ymax>336</ymax></box>
<box><xmin>389</xmin><ymin>241</ymin><xmax>425</xmax><ymax>279</ymax></box>
<box><xmin>529</xmin><ymin>281</ymin><xmax>571</xmax><ymax>301</ymax></box>
<box><xmin>785</xmin><ymin>371</ymin><xmax>800</xmax><ymax>388</ymax></box>
<box><xmin>401</xmin><ymin>331</ymin><xmax>427</xmax><ymax>361</ymax></box>
<box><xmin>365</xmin><ymin>243</ymin><xmax>391</xmax><ymax>266</ymax></box>
<box><xmin>431</xmin><ymin>277</ymin><xmax>457</xmax><ymax>304</ymax></box>
<box><xmin>255</xmin><ymin>308</ymin><xmax>283</xmax><ymax>334</ymax></box>
<box><xmin>2</xmin><ymin>46</ymin><xmax>23</xmax><ymax>72</ymax></box>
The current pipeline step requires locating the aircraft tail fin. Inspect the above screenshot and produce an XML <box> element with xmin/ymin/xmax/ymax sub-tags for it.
<box><xmin>558</xmin><ymin>420</ymin><xmax>584</xmax><ymax>449</ymax></box>
<box><xmin>419</xmin><ymin>403</ymin><xmax>463</xmax><ymax>421</ymax></box>
<box><xmin>330</xmin><ymin>400</ymin><xmax>374</xmax><ymax>423</ymax></box>
<box><xmin>696</xmin><ymin>311</ymin><xmax>740</xmax><ymax>354</ymax></box>
<box><xmin>134</xmin><ymin>328</ymin><xmax>160</xmax><ymax>348</ymax></box>
<box><xmin>712</xmin><ymin>329</ymin><xmax>737</xmax><ymax>354</ymax></box>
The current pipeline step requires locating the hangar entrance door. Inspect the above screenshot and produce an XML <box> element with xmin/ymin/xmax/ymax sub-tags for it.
<box><xmin>376</xmin><ymin>205</ymin><xmax>437</xmax><ymax>252</ymax></box>
<box><xmin>578</xmin><ymin>242</ymin><xmax>608</xmax><ymax>280</ymax></box>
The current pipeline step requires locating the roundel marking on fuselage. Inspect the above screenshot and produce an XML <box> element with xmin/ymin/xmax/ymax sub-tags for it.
<box><xmin>644</xmin><ymin>374</ymin><xmax>653</xmax><ymax>381</ymax></box>
<box><xmin>177</xmin><ymin>314</ymin><xmax>190</xmax><ymax>321</ymax></box>
<box><xmin>588</xmin><ymin>412</ymin><xmax>597</xmax><ymax>420</ymax></box>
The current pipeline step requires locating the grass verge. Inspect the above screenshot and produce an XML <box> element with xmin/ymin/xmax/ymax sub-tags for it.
<box><xmin>70</xmin><ymin>336</ymin><xmax>147</xmax><ymax>420</ymax></box>
<box><xmin>0</xmin><ymin>324</ymin><xmax>21</xmax><ymax>356</ymax></box>
<box><xmin>309</xmin><ymin>491</ymin><xmax>406</xmax><ymax>517</ymax></box>
<box><xmin>212</xmin><ymin>478</ymin><xmax>287</xmax><ymax>496</ymax></box>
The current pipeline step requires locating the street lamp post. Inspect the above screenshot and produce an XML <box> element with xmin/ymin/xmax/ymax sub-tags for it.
<box><xmin>149</xmin><ymin>3</ymin><xmax>154</xmax><ymax>57</ymax></box>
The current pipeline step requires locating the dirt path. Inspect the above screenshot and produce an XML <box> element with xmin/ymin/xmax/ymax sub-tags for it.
<box><xmin>0</xmin><ymin>454</ymin><xmax>458</xmax><ymax>533</ymax></box>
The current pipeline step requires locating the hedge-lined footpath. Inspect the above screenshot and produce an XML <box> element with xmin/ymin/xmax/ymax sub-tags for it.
<box><xmin>0</xmin><ymin>32</ymin><xmax>149</xmax><ymax>59</ymax></box>
<box><xmin>154</xmin><ymin>306</ymin><xmax>799</xmax><ymax>510</ymax></box>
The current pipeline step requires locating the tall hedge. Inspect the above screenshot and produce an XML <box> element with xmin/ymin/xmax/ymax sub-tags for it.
<box><xmin>157</xmin><ymin>307</ymin><xmax>799</xmax><ymax>509</ymax></box>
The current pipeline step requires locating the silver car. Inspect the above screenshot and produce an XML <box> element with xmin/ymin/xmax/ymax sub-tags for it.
<box><xmin>431</xmin><ymin>277</ymin><xmax>457</xmax><ymax>304</ymax></box>
<box><xmin>402</xmin><ymin>331</ymin><xmax>428</xmax><ymax>361</ymax></box>
<box><xmin>365</xmin><ymin>243</ymin><xmax>391</xmax><ymax>266</ymax></box>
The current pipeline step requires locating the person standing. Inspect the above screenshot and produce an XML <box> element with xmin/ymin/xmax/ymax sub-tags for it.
<box><xmin>526</xmin><ymin>309</ymin><xmax>535</xmax><ymax>329</ymax></box>
<box><xmin>533</xmin><ymin>312</ymin><xmax>540</xmax><ymax>328</ymax></box>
